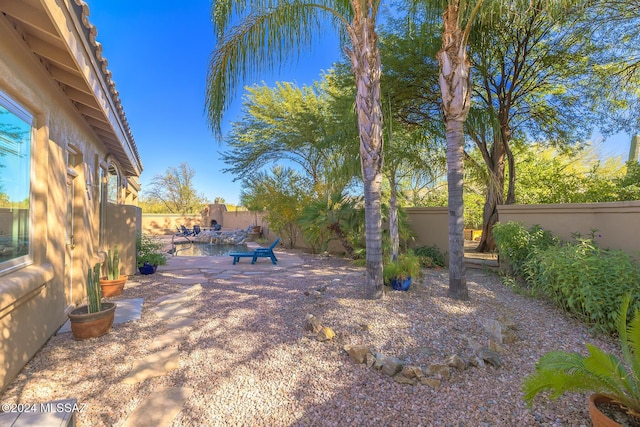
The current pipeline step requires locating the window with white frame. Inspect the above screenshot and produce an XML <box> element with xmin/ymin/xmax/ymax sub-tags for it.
<box><xmin>106</xmin><ymin>163</ymin><xmax>119</xmax><ymax>204</ymax></box>
<box><xmin>0</xmin><ymin>91</ymin><xmax>32</xmax><ymax>271</ymax></box>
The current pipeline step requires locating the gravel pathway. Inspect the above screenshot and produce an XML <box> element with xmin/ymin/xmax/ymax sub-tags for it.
<box><xmin>1</xmin><ymin>252</ymin><xmax>618</xmax><ymax>426</ymax></box>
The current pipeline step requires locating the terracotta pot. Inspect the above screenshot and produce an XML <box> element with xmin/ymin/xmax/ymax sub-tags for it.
<box><xmin>99</xmin><ymin>275</ymin><xmax>127</xmax><ymax>297</ymax></box>
<box><xmin>68</xmin><ymin>302</ymin><xmax>116</xmax><ymax>340</ymax></box>
<box><xmin>588</xmin><ymin>394</ymin><xmax>623</xmax><ymax>427</ymax></box>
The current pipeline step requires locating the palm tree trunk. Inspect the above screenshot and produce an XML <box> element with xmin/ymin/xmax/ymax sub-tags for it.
<box><xmin>389</xmin><ymin>174</ymin><xmax>399</xmax><ymax>261</ymax></box>
<box><xmin>348</xmin><ymin>5</ymin><xmax>384</xmax><ymax>299</ymax></box>
<box><xmin>445</xmin><ymin>119</ymin><xmax>468</xmax><ymax>300</ymax></box>
<box><xmin>437</xmin><ymin>4</ymin><xmax>470</xmax><ymax>300</ymax></box>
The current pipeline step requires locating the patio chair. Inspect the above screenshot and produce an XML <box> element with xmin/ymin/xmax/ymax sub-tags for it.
<box><xmin>179</xmin><ymin>225</ymin><xmax>194</xmax><ymax>237</ymax></box>
<box><xmin>229</xmin><ymin>237</ymin><xmax>281</xmax><ymax>265</ymax></box>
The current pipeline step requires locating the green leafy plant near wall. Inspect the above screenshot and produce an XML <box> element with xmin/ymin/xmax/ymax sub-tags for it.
<box><xmin>492</xmin><ymin>221</ymin><xmax>557</xmax><ymax>278</ymax></box>
<box><xmin>413</xmin><ymin>245</ymin><xmax>445</xmax><ymax>268</ymax></box>
<box><xmin>524</xmin><ymin>237</ymin><xmax>640</xmax><ymax>334</ymax></box>
<box><xmin>136</xmin><ymin>234</ymin><xmax>168</xmax><ymax>268</ymax></box>
<box><xmin>493</xmin><ymin>222</ymin><xmax>640</xmax><ymax>334</ymax></box>
<box><xmin>383</xmin><ymin>252</ymin><xmax>422</xmax><ymax>284</ymax></box>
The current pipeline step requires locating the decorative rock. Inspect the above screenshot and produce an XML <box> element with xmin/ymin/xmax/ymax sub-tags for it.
<box><xmin>373</xmin><ymin>353</ymin><xmax>385</xmax><ymax>370</ymax></box>
<box><xmin>393</xmin><ymin>374</ymin><xmax>416</xmax><ymax>385</ymax></box>
<box><xmin>317</xmin><ymin>326</ymin><xmax>335</xmax><ymax>342</ymax></box>
<box><xmin>343</xmin><ymin>344</ymin><xmax>372</xmax><ymax>364</ymax></box>
<box><xmin>469</xmin><ymin>356</ymin><xmax>485</xmax><ymax>368</ymax></box>
<box><xmin>400</xmin><ymin>365</ymin><xmax>423</xmax><ymax>379</ymax></box>
<box><xmin>477</xmin><ymin>347</ymin><xmax>501</xmax><ymax>367</ymax></box>
<box><xmin>480</xmin><ymin>317</ymin><xmax>518</xmax><ymax>344</ymax></box>
<box><xmin>465</xmin><ymin>335</ymin><xmax>483</xmax><ymax>354</ymax></box>
<box><xmin>381</xmin><ymin>356</ymin><xmax>404</xmax><ymax>376</ymax></box>
<box><xmin>365</xmin><ymin>352</ymin><xmax>376</xmax><ymax>368</ymax></box>
<box><xmin>304</xmin><ymin>314</ymin><xmax>322</xmax><ymax>333</ymax></box>
<box><xmin>446</xmin><ymin>354</ymin><xmax>466</xmax><ymax>371</ymax></box>
<box><xmin>488</xmin><ymin>338</ymin><xmax>506</xmax><ymax>353</ymax></box>
<box><xmin>501</xmin><ymin>328</ymin><xmax>518</xmax><ymax>344</ymax></box>
<box><xmin>419</xmin><ymin>377</ymin><xmax>441</xmax><ymax>389</ymax></box>
<box><xmin>425</xmin><ymin>364</ymin><xmax>451</xmax><ymax>380</ymax></box>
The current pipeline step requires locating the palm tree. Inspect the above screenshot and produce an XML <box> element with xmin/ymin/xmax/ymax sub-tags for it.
<box><xmin>206</xmin><ymin>0</ymin><xmax>385</xmax><ymax>298</ymax></box>
<box><xmin>418</xmin><ymin>0</ymin><xmax>586</xmax><ymax>300</ymax></box>
<box><xmin>435</xmin><ymin>1</ymin><xmax>482</xmax><ymax>300</ymax></box>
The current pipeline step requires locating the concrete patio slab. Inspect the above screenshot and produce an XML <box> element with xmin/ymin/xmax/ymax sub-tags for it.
<box><xmin>121</xmin><ymin>348</ymin><xmax>180</xmax><ymax>385</ymax></box>
<box><xmin>150</xmin><ymin>302</ymin><xmax>194</xmax><ymax>321</ymax></box>
<box><xmin>121</xmin><ymin>387</ymin><xmax>193</xmax><ymax>427</ymax></box>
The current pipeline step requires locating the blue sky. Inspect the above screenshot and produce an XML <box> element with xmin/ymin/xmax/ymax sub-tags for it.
<box><xmin>87</xmin><ymin>0</ymin><xmax>341</xmax><ymax>205</ymax></box>
<box><xmin>86</xmin><ymin>1</ymin><xmax>634</xmax><ymax>205</ymax></box>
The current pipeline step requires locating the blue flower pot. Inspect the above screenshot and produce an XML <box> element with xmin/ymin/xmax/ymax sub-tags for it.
<box><xmin>390</xmin><ymin>276</ymin><xmax>411</xmax><ymax>291</ymax></box>
<box><xmin>138</xmin><ymin>263</ymin><xmax>157</xmax><ymax>275</ymax></box>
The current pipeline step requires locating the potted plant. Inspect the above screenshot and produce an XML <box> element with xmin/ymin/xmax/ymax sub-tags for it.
<box><xmin>522</xmin><ymin>295</ymin><xmax>640</xmax><ymax>426</ymax></box>
<box><xmin>99</xmin><ymin>245</ymin><xmax>127</xmax><ymax>297</ymax></box>
<box><xmin>383</xmin><ymin>252</ymin><xmax>422</xmax><ymax>291</ymax></box>
<box><xmin>136</xmin><ymin>234</ymin><xmax>167</xmax><ymax>275</ymax></box>
<box><xmin>68</xmin><ymin>263</ymin><xmax>116</xmax><ymax>340</ymax></box>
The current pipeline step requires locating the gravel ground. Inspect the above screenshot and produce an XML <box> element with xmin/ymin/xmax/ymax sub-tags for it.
<box><xmin>1</xmin><ymin>252</ymin><xmax>619</xmax><ymax>426</ymax></box>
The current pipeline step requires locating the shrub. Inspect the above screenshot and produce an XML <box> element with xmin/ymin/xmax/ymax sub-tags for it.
<box><xmin>413</xmin><ymin>245</ymin><xmax>445</xmax><ymax>268</ymax></box>
<box><xmin>136</xmin><ymin>234</ymin><xmax>168</xmax><ymax>267</ymax></box>
<box><xmin>524</xmin><ymin>238</ymin><xmax>640</xmax><ymax>334</ymax></box>
<box><xmin>492</xmin><ymin>221</ymin><xmax>557</xmax><ymax>278</ymax></box>
<box><xmin>383</xmin><ymin>252</ymin><xmax>422</xmax><ymax>285</ymax></box>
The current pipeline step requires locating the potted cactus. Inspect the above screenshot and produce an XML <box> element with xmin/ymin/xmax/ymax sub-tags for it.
<box><xmin>68</xmin><ymin>263</ymin><xmax>116</xmax><ymax>340</ymax></box>
<box><xmin>99</xmin><ymin>245</ymin><xmax>127</xmax><ymax>296</ymax></box>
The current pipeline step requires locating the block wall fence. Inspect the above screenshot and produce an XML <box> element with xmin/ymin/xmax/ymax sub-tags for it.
<box><xmin>140</xmin><ymin>201</ymin><xmax>640</xmax><ymax>258</ymax></box>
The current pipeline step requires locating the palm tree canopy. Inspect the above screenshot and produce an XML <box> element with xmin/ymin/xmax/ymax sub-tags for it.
<box><xmin>207</xmin><ymin>0</ymin><xmax>365</xmax><ymax>136</ymax></box>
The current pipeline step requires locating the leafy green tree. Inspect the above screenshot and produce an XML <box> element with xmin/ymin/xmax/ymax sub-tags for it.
<box><xmin>582</xmin><ymin>0</ymin><xmax>640</xmax><ymax>135</ymax></box>
<box><xmin>401</xmin><ymin>0</ymin><xmax>603</xmax><ymax>299</ymax></box>
<box><xmin>298</xmin><ymin>192</ymin><xmax>364</xmax><ymax>256</ymax></box>
<box><xmin>240</xmin><ymin>166</ymin><xmax>311</xmax><ymax>248</ymax></box>
<box><xmin>513</xmin><ymin>144</ymin><xmax>637</xmax><ymax>204</ymax></box>
<box><xmin>138</xmin><ymin>196</ymin><xmax>169</xmax><ymax>214</ymax></box>
<box><xmin>465</xmin><ymin>3</ymin><xmax>606</xmax><ymax>252</ymax></box>
<box><xmin>384</xmin><ymin>123</ymin><xmax>443</xmax><ymax>260</ymax></box>
<box><xmin>222</xmin><ymin>73</ymin><xmax>360</xmax><ymax>200</ymax></box>
<box><xmin>207</xmin><ymin>0</ymin><xmax>387</xmax><ymax>299</ymax></box>
<box><xmin>143</xmin><ymin>163</ymin><xmax>208</xmax><ymax>214</ymax></box>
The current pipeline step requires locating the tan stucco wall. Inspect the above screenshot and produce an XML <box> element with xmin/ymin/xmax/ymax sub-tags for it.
<box><xmin>397</xmin><ymin>203</ymin><xmax>640</xmax><ymax>263</ymax></box>
<box><xmin>406</xmin><ymin>207</ymin><xmax>450</xmax><ymax>255</ymax></box>
<box><xmin>104</xmin><ymin>204</ymin><xmax>141</xmax><ymax>276</ymax></box>
<box><xmin>498</xmin><ymin>201</ymin><xmax>640</xmax><ymax>256</ymax></box>
<box><xmin>141</xmin><ymin>207</ymin><xmax>269</xmax><ymax>236</ymax></box>
<box><xmin>0</xmin><ymin>15</ymin><xmax>138</xmax><ymax>391</ymax></box>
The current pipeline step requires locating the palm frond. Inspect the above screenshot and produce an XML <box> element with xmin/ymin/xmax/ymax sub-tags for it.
<box><xmin>206</xmin><ymin>0</ymin><xmax>346</xmax><ymax>136</ymax></box>
<box><xmin>522</xmin><ymin>295</ymin><xmax>640</xmax><ymax>414</ymax></box>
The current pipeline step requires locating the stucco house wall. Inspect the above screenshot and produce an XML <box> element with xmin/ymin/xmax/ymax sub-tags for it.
<box><xmin>0</xmin><ymin>0</ymin><xmax>142</xmax><ymax>392</ymax></box>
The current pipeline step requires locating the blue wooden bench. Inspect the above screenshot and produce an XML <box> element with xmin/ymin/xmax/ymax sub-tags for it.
<box><xmin>230</xmin><ymin>238</ymin><xmax>280</xmax><ymax>265</ymax></box>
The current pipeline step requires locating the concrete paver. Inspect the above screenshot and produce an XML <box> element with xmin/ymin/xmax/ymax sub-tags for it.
<box><xmin>121</xmin><ymin>387</ymin><xmax>193</xmax><ymax>427</ymax></box>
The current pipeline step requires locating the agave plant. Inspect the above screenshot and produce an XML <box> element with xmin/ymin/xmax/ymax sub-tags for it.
<box><xmin>522</xmin><ymin>294</ymin><xmax>640</xmax><ymax>419</ymax></box>
<box><xmin>105</xmin><ymin>245</ymin><xmax>120</xmax><ymax>280</ymax></box>
<box><xmin>86</xmin><ymin>263</ymin><xmax>103</xmax><ymax>313</ymax></box>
